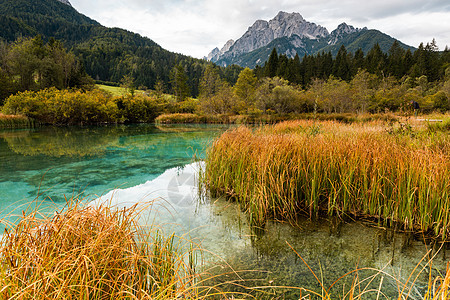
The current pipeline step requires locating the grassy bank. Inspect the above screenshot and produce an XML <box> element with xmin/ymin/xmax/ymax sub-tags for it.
<box><xmin>203</xmin><ymin>120</ymin><xmax>450</xmax><ymax>238</ymax></box>
<box><xmin>0</xmin><ymin>197</ymin><xmax>449</xmax><ymax>298</ymax></box>
<box><xmin>0</xmin><ymin>200</ymin><xmax>216</xmax><ymax>299</ymax></box>
<box><xmin>155</xmin><ymin>112</ymin><xmax>400</xmax><ymax>125</ymax></box>
<box><xmin>0</xmin><ymin>113</ymin><xmax>35</xmax><ymax>129</ymax></box>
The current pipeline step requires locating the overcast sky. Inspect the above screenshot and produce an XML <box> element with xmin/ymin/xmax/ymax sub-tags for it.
<box><xmin>69</xmin><ymin>0</ymin><xmax>450</xmax><ymax>58</ymax></box>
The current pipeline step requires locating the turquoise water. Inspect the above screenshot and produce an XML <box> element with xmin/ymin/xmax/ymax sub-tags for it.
<box><xmin>0</xmin><ymin>124</ymin><xmax>446</xmax><ymax>299</ymax></box>
<box><xmin>0</xmin><ymin>124</ymin><xmax>225</xmax><ymax>223</ymax></box>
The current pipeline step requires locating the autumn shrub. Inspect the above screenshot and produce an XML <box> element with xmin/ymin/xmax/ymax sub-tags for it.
<box><xmin>117</xmin><ymin>94</ymin><xmax>163</xmax><ymax>123</ymax></box>
<box><xmin>2</xmin><ymin>88</ymin><xmax>119</xmax><ymax>125</ymax></box>
<box><xmin>431</xmin><ymin>91</ymin><xmax>450</xmax><ymax>112</ymax></box>
<box><xmin>166</xmin><ymin>97</ymin><xmax>199</xmax><ymax>114</ymax></box>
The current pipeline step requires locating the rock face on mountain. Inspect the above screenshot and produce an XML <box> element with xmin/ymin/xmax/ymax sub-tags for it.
<box><xmin>213</xmin><ymin>11</ymin><xmax>328</xmax><ymax>61</ymax></box>
<box><xmin>207</xmin><ymin>11</ymin><xmax>411</xmax><ymax>68</ymax></box>
<box><xmin>328</xmin><ymin>23</ymin><xmax>365</xmax><ymax>45</ymax></box>
<box><xmin>206</xmin><ymin>39</ymin><xmax>234</xmax><ymax>61</ymax></box>
<box><xmin>57</xmin><ymin>0</ymin><xmax>72</xmax><ymax>6</ymax></box>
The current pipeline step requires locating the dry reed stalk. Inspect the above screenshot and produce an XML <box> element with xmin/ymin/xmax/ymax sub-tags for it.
<box><xmin>203</xmin><ymin>121</ymin><xmax>450</xmax><ymax>238</ymax></box>
<box><xmin>0</xmin><ymin>200</ymin><xmax>211</xmax><ymax>299</ymax></box>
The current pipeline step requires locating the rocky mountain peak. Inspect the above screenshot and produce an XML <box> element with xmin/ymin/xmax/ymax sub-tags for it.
<box><xmin>207</xmin><ymin>11</ymin><xmax>329</xmax><ymax>63</ymax></box>
<box><xmin>205</xmin><ymin>12</ymin><xmax>411</xmax><ymax>68</ymax></box>
<box><xmin>332</xmin><ymin>23</ymin><xmax>357</xmax><ymax>35</ymax></box>
<box><xmin>247</xmin><ymin>19</ymin><xmax>269</xmax><ymax>32</ymax></box>
<box><xmin>272</xmin><ymin>11</ymin><xmax>305</xmax><ymax>24</ymax></box>
<box><xmin>221</xmin><ymin>39</ymin><xmax>235</xmax><ymax>52</ymax></box>
<box><xmin>268</xmin><ymin>11</ymin><xmax>328</xmax><ymax>39</ymax></box>
<box><xmin>57</xmin><ymin>0</ymin><xmax>72</xmax><ymax>6</ymax></box>
<box><xmin>206</xmin><ymin>39</ymin><xmax>235</xmax><ymax>61</ymax></box>
<box><xmin>328</xmin><ymin>22</ymin><xmax>366</xmax><ymax>45</ymax></box>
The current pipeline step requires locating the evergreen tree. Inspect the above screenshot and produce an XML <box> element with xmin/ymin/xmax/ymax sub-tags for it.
<box><xmin>300</xmin><ymin>54</ymin><xmax>314</xmax><ymax>86</ymax></box>
<box><xmin>424</xmin><ymin>39</ymin><xmax>441</xmax><ymax>81</ymax></box>
<box><xmin>333</xmin><ymin>45</ymin><xmax>351</xmax><ymax>81</ymax></box>
<box><xmin>365</xmin><ymin>43</ymin><xmax>386</xmax><ymax>76</ymax></box>
<box><xmin>403</xmin><ymin>49</ymin><xmax>414</xmax><ymax>75</ymax></box>
<box><xmin>265</xmin><ymin>48</ymin><xmax>279</xmax><ymax>78</ymax></box>
<box><xmin>321</xmin><ymin>52</ymin><xmax>333</xmax><ymax>79</ymax></box>
<box><xmin>277</xmin><ymin>54</ymin><xmax>289</xmax><ymax>79</ymax></box>
<box><xmin>387</xmin><ymin>41</ymin><xmax>406</xmax><ymax>78</ymax></box>
<box><xmin>442</xmin><ymin>46</ymin><xmax>450</xmax><ymax>65</ymax></box>
<box><xmin>286</xmin><ymin>53</ymin><xmax>301</xmax><ymax>84</ymax></box>
<box><xmin>353</xmin><ymin>48</ymin><xmax>365</xmax><ymax>71</ymax></box>
<box><xmin>170</xmin><ymin>63</ymin><xmax>189</xmax><ymax>101</ymax></box>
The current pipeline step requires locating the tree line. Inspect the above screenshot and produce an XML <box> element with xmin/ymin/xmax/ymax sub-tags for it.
<box><xmin>255</xmin><ymin>40</ymin><xmax>450</xmax><ymax>87</ymax></box>
<box><xmin>0</xmin><ymin>36</ymin><xmax>243</xmax><ymax>104</ymax></box>
<box><xmin>0</xmin><ymin>0</ymin><xmax>243</xmax><ymax>99</ymax></box>
<box><xmin>197</xmin><ymin>41</ymin><xmax>450</xmax><ymax>115</ymax></box>
<box><xmin>0</xmin><ymin>36</ymin><xmax>93</xmax><ymax>104</ymax></box>
<box><xmin>2</xmin><ymin>33</ymin><xmax>449</xmax><ymax>118</ymax></box>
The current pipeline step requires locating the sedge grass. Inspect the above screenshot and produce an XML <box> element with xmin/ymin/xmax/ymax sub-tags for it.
<box><xmin>202</xmin><ymin>120</ymin><xmax>450</xmax><ymax>239</ymax></box>
<box><xmin>0</xmin><ymin>194</ymin><xmax>448</xmax><ymax>299</ymax></box>
<box><xmin>0</xmin><ymin>199</ymin><xmax>235</xmax><ymax>299</ymax></box>
<box><xmin>0</xmin><ymin>113</ymin><xmax>35</xmax><ymax>129</ymax></box>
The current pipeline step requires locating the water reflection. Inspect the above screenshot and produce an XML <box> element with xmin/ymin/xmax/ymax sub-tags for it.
<box><xmin>0</xmin><ymin>124</ymin><xmax>227</xmax><ymax>225</ymax></box>
<box><xmin>204</xmin><ymin>197</ymin><xmax>447</xmax><ymax>299</ymax></box>
<box><xmin>1</xmin><ymin>125</ymin><xmax>447</xmax><ymax>299</ymax></box>
<box><xmin>90</xmin><ymin>163</ymin><xmax>447</xmax><ymax>299</ymax></box>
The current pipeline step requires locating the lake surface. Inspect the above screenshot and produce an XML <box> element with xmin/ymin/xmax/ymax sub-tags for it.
<box><xmin>0</xmin><ymin>124</ymin><xmax>446</xmax><ymax>299</ymax></box>
<box><xmin>0</xmin><ymin>124</ymin><xmax>223</xmax><ymax>221</ymax></box>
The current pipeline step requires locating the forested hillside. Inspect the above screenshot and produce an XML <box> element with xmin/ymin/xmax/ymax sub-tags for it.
<box><xmin>0</xmin><ymin>0</ymin><xmax>241</xmax><ymax>97</ymax></box>
<box><xmin>254</xmin><ymin>41</ymin><xmax>450</xmax><ymax>87</ymax></box>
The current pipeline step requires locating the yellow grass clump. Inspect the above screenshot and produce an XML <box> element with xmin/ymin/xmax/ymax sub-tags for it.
<box><xmin>0</xmin><ymin>113</ymin><xmax>35</xmax><ymax>129</ymax></box>
<box><xmin>0</xmin><ymin>200</ymin><xmax>210</xmax><ymax>299</ymax></box>
<box><xmin>203</xmin><ymin>120</ymin><xmax>450</xmax><ymax>238</ymax></box>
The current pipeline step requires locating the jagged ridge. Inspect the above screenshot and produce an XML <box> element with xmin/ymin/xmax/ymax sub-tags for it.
<box><xmin>57</xmin><ymin>0</ymin><xmax>71</xmax><ymax>6</ymax></box>
<box><xmin>207</xmin><ymin>11</ymin><xmax>413</xmax><ymax>68</ymax></box>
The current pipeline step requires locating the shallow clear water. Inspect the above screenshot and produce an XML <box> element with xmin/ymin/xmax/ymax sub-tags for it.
<box><xmin>1</xmin><ymin>124</ymin><xmax>447</xmax><ymax>299</ymax></box>
<box><xmin>92</xmin><ymin>162</ymin><xmax>448</xmax><ymax>299</ymax></box>
<box><xmin>0</xmin><ymin>124</ymin><xmax>225</xmax><ymax>224</ymax></box>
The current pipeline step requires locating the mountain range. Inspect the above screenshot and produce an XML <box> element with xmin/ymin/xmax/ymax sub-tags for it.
<box><xmin>207</xmin><ymin>11</ymin><xmax>414</xmax><ymax>68</ymax></box>
<box><xmin>0</xmin><ymin>0</ymin><xmax>416</xmax><ymax>91</ymax></box>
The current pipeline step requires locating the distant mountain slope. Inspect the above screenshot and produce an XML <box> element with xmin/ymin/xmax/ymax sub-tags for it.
<box><xmin>208</xmin><ymin>11</ymin><xmax>415</xmax><ymax>68</ymax></box>
<box><xmin>0</xmin><ymin>0</ymin><xmax>98</xmax><ymax>42</ymax></box>
<box><xmin>0</xmin><ymin>0</ymin><xmax>213</xmax><ymax>95</ymax></box>
<box><xmin>319</xmin><ymin>29</ymin><xmax>414</xmax><ymax>55</ymax></box>
<box><xmin>0</xmin><ymin>0</ymin><xmax>97</xmax><ymax>27</ymax></box>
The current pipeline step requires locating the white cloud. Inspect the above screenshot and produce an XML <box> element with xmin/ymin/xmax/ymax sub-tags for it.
<box><xmin>70</xmin><ymin>0</ymin><xmax>450</xmax><ymax>58</ymax></box>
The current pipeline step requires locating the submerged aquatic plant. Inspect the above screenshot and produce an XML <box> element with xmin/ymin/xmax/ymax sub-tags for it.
<box><xmin>281</xmin><ymin>241</ymin><xmax>450</xmax><ymax>300</ymax></box>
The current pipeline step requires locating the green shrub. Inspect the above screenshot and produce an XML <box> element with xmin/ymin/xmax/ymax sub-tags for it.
<box><xmin>3</xmin><ymin>88</ymin><xmax>119</xmax><ymax>125</ymax></box>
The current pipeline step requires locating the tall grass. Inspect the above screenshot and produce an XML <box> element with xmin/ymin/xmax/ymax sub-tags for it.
<box><xmin>0</xmin><ymin>190</ymin><xmax>448</xmax><ymax>298</ymax></box>
<box><xmin>0</xmin><ymin>200</ymin><xmax>219</xmax><ymax>299</ymax></box>
<box><xmin>155</xmin><ymin>112</ymin><xmax>399</xmax><ymax>125</ymax></box>
<box><xmin>203</xmin><ymin>120</ymin><xmax>450</xmax><ymax>238</ymax></box>
<box><xmin>0</xmin><ymin>113</ymin><xmax>35</xmax><ymax>129</ymax></box>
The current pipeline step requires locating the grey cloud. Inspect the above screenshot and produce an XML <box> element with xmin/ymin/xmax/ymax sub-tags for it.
<box><xmin>70</xmin><ymin>0</ymin><xmax>450</xmax><ymax>57</ymax></box>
